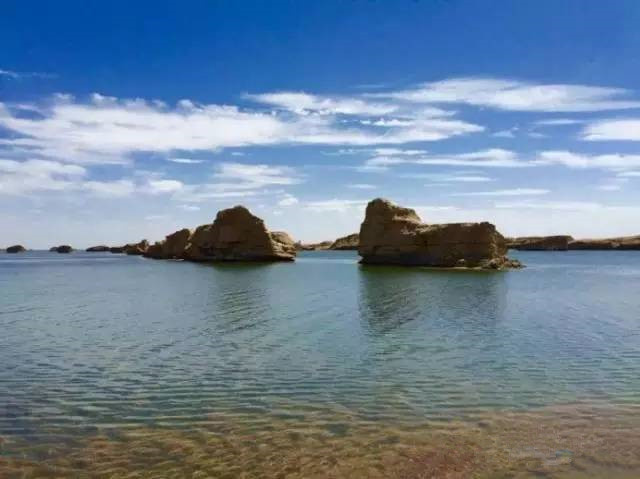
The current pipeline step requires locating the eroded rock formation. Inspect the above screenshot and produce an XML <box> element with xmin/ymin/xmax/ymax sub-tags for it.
<box><xmin>141</xmin><ymin>206</ymin><xmax>296</xmax><ymax>262</ymax></box>
<box><xmin>330</xmin><ymin>233</ymin><xmax>359</xmax><ymax>250</ymax></box>
<box><xmin>86</xmin><ymin>245</ymin><xmax>110</xmax><ymax>252</ymax></box>
<box><xmin>507</xmin><ymin>236</ymin><xmax>574</xmax><ymax>251</ymax></box>
<box><xmin>6</xmin><ymin>245</ymin><xmax>26</xmax><ymax>253</ymax></box>
<box><xmin>358</xmin><ymin>198</ymin><xmax>520</xmax><ymax>269</ymax></box>
<box><xmin>124</xmin><ymin>240</ymin><xmax>149</xmax><ymax>255</ymax></box>
<box><xmin>183</xmin><ymin>206</ymin><xmax>296</xmax><ymax>261</ymax></box>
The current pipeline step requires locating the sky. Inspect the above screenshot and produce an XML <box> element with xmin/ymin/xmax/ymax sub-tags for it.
<box><xmin>2</xmin><ymin>1</ymin><xmax>640</xmax><ymax>248</ymax></box>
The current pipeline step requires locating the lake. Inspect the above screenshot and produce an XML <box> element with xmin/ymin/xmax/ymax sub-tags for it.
<box><xmin>1</xmin><ymin>250</ymin><xmax>639</xmax><ymax>477</ymax></box>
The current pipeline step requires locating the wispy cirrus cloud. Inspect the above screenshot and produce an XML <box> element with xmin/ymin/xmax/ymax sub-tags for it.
<box><xmin>0</xmin><ymin>68</ymin><xmax>56</xmax><ymax>80</ymax></box>
<box><xmin>375</xmin><ymin>77</ymin><xmax>640</xmax><ymax>112</ymax></box>
<box><xmin>452</xmin><ymin>188</ymin><xmax>549</xmax><ymax>197</ymax></box>
<box><xmin>536</xmin><ymin>151</ymin><xmax>640</xmax><ymax>169</ymax></box>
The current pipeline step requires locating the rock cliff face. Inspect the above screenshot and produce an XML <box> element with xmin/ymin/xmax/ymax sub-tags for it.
<box><xmin>86</xmin><ymin>245</ymin><xmax>110</xmax><ymax>252</ymax></box>
<box><xmin>124</xmin><ymin>240</ymin><xmax>149</xmax><ymax>255</ymax></box>
<box><xmin>330</xmin><ymin>233</ymin><xmax>359</xmax><ymax>250</ymax></box>
<box><xmin>50</xmin><ymin>245</ymin><xmax>73</xmax><ymax>253</ymax></box>
<box><xmin>183</xmin><ymin>206</ymin><xmax>296</xmax><ymax>262</ymax></box>
<box><xmin>358</xmin><ymin>198</ymin><xmax>520</xmax><ymax>269</ymax></box>
<box><xmin>568</xmin><ymin>235</ymin><xmax>640</xmax><ymax>250</ymax></box>
<box><xmin>507</xmin><ymin>236</ymin><xmax>574</xmax><ymax>251</ymax></box>
<box><xmin>109</xmin><ymin>246</ymin><xmax>125</xmax><ymax>254</ymax></box>
<box><xmin>6</xmin><ymin>245</ymin><xmax>26</xmax><ymax>253</ymax></box>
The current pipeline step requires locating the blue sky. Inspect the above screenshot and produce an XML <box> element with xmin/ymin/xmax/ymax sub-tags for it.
<box><xmin>2</xmin><ymin>1</ymin><xmax>640</xmax><ymax>248</ymax></box>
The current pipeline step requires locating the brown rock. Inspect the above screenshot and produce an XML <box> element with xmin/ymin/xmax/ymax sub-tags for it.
<box><xmin>183</xmin><ymin>206</ymin><xmax>296</xmax><ymax>262</ymax></box>
<box><xmin>109</xmin><ymin>246</ymin><xmax>125</xmax><ymax>254</ymax></box>
<box><xmin>330</xmin><ymin>233</ymin><xmax>359</xmax><ymax>250</ymax></box>
<box><xmin>358</xmin><ymin>198</ymin><xmax>520</xmax><ymax>269</ymax></box>
<box><xmin>124</xmin><ymin>240</ymin><xmax>149</xmax><ymax>255</ymax></box>
<box><xmin>50</xmin><ymin>245</ymin><xmax>73</xmax><ymax>253</ymax></box>
<box><xmin>507</xmin><ymin>236</ymin><xmax>574</xmax><ymax>251</ymax></box>
<box><xmin>86</xmin><ymin>245</ymin><xmax>110</xmax><ymax>252</ymax></box>
<box><xmin>6</xmin><ymin>245</ymin><xmax>26</xmax><ymax>253</ymax></box>
<box><xmin>144</xmin><ymin>241</ymin><xmax>165</xmax><ymax>259</ymax></box>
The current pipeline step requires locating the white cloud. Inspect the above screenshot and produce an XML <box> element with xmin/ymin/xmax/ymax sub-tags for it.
<box><xmin>492</xmin><ymin>128</ymin><xmax>516</xmax><ymax>138</ymax></box>
<box><xmin>0</xmin><ymin>68</ymin><xmax>55</xmax><ymax>79</ymax></box>
<box><xmin>178</xmin><ymin>204</ymin><xmax>200</xmax><ymax>211</ymax></box>
<box><xmin>0</xmin><ymin>159</ymin><xmax>86</xmax><ymax>195</ymax></box>
<box><xmin>535</xmin><ymin>118</ymin><xmax>584</xmax><ymax>126</ymax></box>
<box><xmin>617</xmin><ymin>171</ymin><xmax>640</xmax><ymax>177</ymax></box>
<box><xmin>347</xmin><ymin>183</ymin><xmax>376</xmax><ymax>189</ymax></box>
<box><xmin>453</xmin><ymin>188</ymin><xmax>549</xmax><ymax>197</ymax></box>
<box><xmin>378</xmin><ymin>77</ymin><xmax>640</xmax><ymax>112</ymax></box>
<box><xmin>278</xmin><ymin>193</ymin><xmax>299</xmax><ymax>206</ymax></box>
<box><xmin>413</xmin><ymin>173</ymin><xmax>493</xmax><ymax>183</ymax></box>
<box><xmin>246</xmin><ymin>91</ymin><xmax>396</xmax><ymax>116</ymax></box>
<box><xmin>304</xmin><ymin>199</ymin><xmax>368</xmax><ymax>212</ymax></box>
<box><xmin>166</xmin><ymin>158</ymin><xmax>204</xmax><ymax>164</ymax></box>
<box><xmin>493</xmin><ymin>200</ymin><xmax>603</xmax><ymax>211</ymax></box>
<box><xmin>581</xmin><ymin>119</ymin><xmax>640</xmax><ymax>141</ymax></box>
<box><xmin>536</xmin><ymin>150</ymin><xmax>640</xmax><ymax>169</ymax></box>
<box><xmin>361</xmin><ymin>148</ymin><xmax>526</xmax><ymax>171</ymax></box>
<box><xmin>82</xmin><ymin>179</ymin><xmax>136</xmax><ymax>197</ymax></box>
<box><xmin>143</xmin><ymin>179</ymin><xmax>184</xmax><ymax>195</ymax></box>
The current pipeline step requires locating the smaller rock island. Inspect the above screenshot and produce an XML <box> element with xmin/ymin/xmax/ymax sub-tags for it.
<box><xmin>6</xmin><ymin>245</ymin><xmax>27</xmax><ymax>253</ymax></box>
<box><xmin>50</xmin><ymin>245</ymin><xmax>73</xmax><ymax>253</ymax></box>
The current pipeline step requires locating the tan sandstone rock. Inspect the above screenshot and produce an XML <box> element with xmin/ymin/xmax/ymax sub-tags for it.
<box><xmin>358</xmin><ymin>198</ymin><xmax>520</xmax><ymax>269</ymax></box>
<box><xmin>183</xmin><ymin>206</ymin><xmax>296</xmax><ymax>262</ymax></box>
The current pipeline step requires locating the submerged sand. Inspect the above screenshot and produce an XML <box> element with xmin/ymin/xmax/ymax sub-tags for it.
<box><xmin>1</xmin><ymin>401</ymin><xmax>639</xmax><ymax>478</ymax></box>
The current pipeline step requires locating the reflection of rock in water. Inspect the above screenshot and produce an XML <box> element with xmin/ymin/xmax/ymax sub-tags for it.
<box><xmin>1</xmin><ymin>402</ymin><xmax>639</xmax><ymax>478</ymax></box>
<box><xmin>357</xmin><ymin>266</ymin><xmax>507</xmax><ymax>336</ymax></box>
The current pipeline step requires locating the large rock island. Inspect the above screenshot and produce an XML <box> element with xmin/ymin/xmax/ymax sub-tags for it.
<box><xmin>358</xmin><ymin>198</ymin><xmax>520</xmax><ymax>269</ymax></box>
<box><xmin>144</xmin><ymin>206</ymin><xmax>296</xmax><ymax>262</ymax></box>
<box><xmin>6</xmin><ymin>245</ymin><xmax>26</xmax><ymax>253</ymax></box>
<box><xmin>50</xmin><ymin>245</ymin><xmax>73</xmax><ymax>253</ymax></box>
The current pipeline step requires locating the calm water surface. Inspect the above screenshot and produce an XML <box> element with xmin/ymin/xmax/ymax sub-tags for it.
<box><xmin>1</xmin><ymin>250</ymin><xmax>639</xmax><ymax>477</ymax></box>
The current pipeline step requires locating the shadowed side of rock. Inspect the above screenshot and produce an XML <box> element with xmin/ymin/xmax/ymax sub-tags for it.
<box><xmin>358</xmin><ymin>198</ymin><xmax>521</xmax><ymax>269</ymax></box>
<box><xmin>6</xmin><ymin>245</ymin><xmax>26</xmax><ymax>253</ymax></box>
<box><xmin>50</xmin><ymin>245</ymin><xmax>73</xmax><ymax>253</ymax></box>
<box><xmin>124</xmin><ymin>240</ymin><xmax>149</xmax><ymax>255</ymax></box>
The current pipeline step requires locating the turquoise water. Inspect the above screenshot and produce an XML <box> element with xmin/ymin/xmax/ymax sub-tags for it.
<box><xmin>1</xmin><ymin>250</ymin><xmax>640</xmax><ymax>476</ymax></box>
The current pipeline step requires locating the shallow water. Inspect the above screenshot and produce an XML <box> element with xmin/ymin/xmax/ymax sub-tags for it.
<box><xmin>1</xmin><ymin>250</ymin><xmax>639</xmax><ymax>477</ymax></box>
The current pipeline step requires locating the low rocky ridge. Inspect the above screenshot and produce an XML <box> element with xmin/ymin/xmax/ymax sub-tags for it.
<box><xmin>123</xmin><ymin>240</ymin><xmax>149</xmax><ymax>255</ymax></box>
<box><xmin>295</xmin><ymin>241</ymin><xmax>332</xmax><ymax>251</ymax></box>
<box><xmin>5</xmin><ymin>245</ymin><xmax>26</xmax><ymax>253</ymax></box>
<box><xmin>330</xmin><ymin>233</ymin><xmax>359</xmax><ymax>250</ymax></box>
<box><xmin>507</xmin><ymin>235</ymin><xmax>574</xmax><ymax>251</ymax></box>
<box><xmin>50</xmin><ymin>245</ymin><xmax>73</xmax><ymax>253</ymax></box>
<box><xmin>142</xmin><ymin>206</ymin><xmax>296</xmax><ymax>262</ymax></box>
<box><xmin>568</xmin><ymin>235</ymin><xmax>640</xmax><ymax>250</ymax></box>
<box><xmin>86</xmin><ymin>245</ymin><xmax>110</xmax><ymax>252</ymax></box>
<box><xmin>505</xmin><ymin>234</ymin><xmax>640</xmax><ymax>251</ymax></box>
<box><xmin>358</xmin><ymin>198</ymin><xmax>521</xmax><ymax>269</ymax></box>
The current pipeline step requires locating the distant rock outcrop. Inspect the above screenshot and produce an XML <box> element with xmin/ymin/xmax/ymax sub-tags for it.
<box><xmin>507</xmin><ymin>236</ymin><xmax>574</xmax><ymax>251</ymax></box>
<box><xmin>330</xmin><ymin>233</ymin><xmax>359</xmax><ymax>250</ymax></box>
<box><xmin>182</xmin><ymin>206</ymin><xmax>296</xmax><ymax>262</ymax></box>
<box><xmin>6</xmin><ymin>245</ymin><xmax>26</xmax><ymax>253</ymax></box>
<box><xmin>358</xmin><ymin>198</ymin><xmax>521</xmax><ymax>269</ymax></box>
<box><xmin>50</xmin><ymin>245</ymin><xmax>73</xmax><ymax>253</ymax></box>
<box><xmin>123</xmin><ymin>240</ymin><xmax>149</xmax><ymax>256</ymax></box>
<box><xmin>569</xmin><ymin>235</ymin><xmax>640</xmax><ymax>251</ymax></box>
<box><xmin>86</xmin><ymin>245</ymin><xmax>110</xmax><ymax>252</ymax></box>
<box><xmin>295</xmin><ymin>241</ymin><xmax>332</xmax><ymax>251</ymax></box>
<box><xmin>109</xmin><ymin>246</ymin><xmax>125</xmax><ymax>254</ymax></box>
